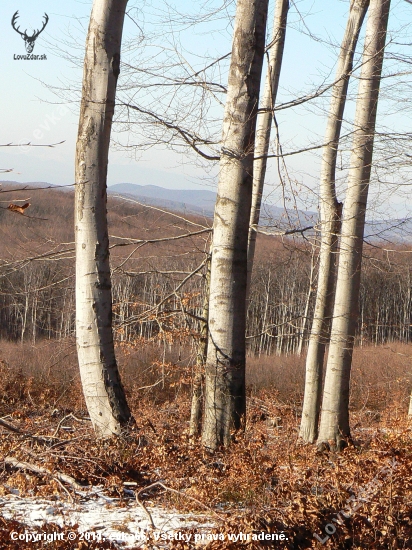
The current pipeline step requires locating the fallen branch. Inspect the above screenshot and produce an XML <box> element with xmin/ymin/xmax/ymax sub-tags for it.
<box><xmin>4</xmin><ymin>456</ymin><xmax>87</xmax><ymax>490</ymax></box>
<box><xmin>48</xmin><ymin>436</ymin><xmax>89</xmax><ymax>450</ymax></box>
<box><xmin>0</xmin><ymin>418</ymin><xmax>22</xmax><ymax>434</ymax></box>
<box><xmin>0</xmin><ymin>417</ymin><xmax>65</xmax><ymax>446</ymax></box>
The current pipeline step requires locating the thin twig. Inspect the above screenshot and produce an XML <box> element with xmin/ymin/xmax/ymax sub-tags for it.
<box><xmin>53</xmin><ymin>413</ymin><xmax>91</xmax><ymax>437</ymax></box>
<box><xmin>111</xmin><ymin>194</ymin><xmax>210</xmax><ymax>229</ymax></box>
<box><xmin>136</xmin><ymin>481</ymin><xmax>225</xmax><ymax>531</ymax></box>
<box><xmin>110</xmin><ymin>227</ymin><xmax>212</xmax><ymax>247</ymax></box>
<box><xmin>0</xmin><ymin>141</ymin><xmax>65</xmax><ymax>148</ymax></box>
<box><xmin>55</xmin><ymin>477</ymin><xmax>74</xmax><ymax>503</ymax></box>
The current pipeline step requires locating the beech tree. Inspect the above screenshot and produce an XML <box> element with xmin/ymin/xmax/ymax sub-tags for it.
<box><xmin>317</xmin><ymin>0</ymin><xmax>391</xmax><ymax>450</ymax></box>
<box><xmin>201</xmin><ymin>0</ymin><xmax>269</xmax><ymax>450</ymax></box>
<box><xmin>75</xmin><ymin>0</ymin><xmax>132</xmax><ymax>436</ymax></box>
<box><xmin>247</xmin><ymin>0</ymin><xmax>289</xmax><ymax>294</ymax></box>
<box><xmin>299</xmin><ymin>0</ymin><xmax>369</xmax><ymax>444</ymax></box>
<box><xmin>186</xmin><ymin>0</ymin><xmax>288</xmax><ymax>441</ymax></box>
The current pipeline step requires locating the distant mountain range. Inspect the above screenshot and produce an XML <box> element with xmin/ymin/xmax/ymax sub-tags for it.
<box><xmin>1</xmin><ymin>180</ymin><xmax>411</xmax><ymax>241</ymax></box>
<box><xmin>107</xmin><ymin>183</ymin><xmax>412</xmax><ymax>242</ymax></box>
<box><xmin>109</xmin><ymin>183</ymin><xmax>218</xmax><ymax>217</ymax></box>
<box><xmin>108</xmin><ymin>183</ymin><xmax>317</xmax><ymax>230</ymax></box>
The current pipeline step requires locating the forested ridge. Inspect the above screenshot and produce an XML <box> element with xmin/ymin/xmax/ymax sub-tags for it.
<box><xmin>1</xmin><ymin>184</ymin><xmax>412</xmax><ymax>353</ymax></box>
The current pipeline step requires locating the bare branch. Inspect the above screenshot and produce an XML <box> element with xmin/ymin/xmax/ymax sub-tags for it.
<box><xmin>252</xmin><ymin>225</ymin><xmax>314</xmax><ymax>237</ymax></box>
<box><xmin>111</xmin><ymin>194</ymin><xmax>211</xmax><ymax>229</ymax></box>
<box><xmin>110</xmin><ymin>227</ymin><xmax>212</xmax><ymax>248</ymax></box>
<box><xmin>121</xmin><ymin>103</ymin><xmax>220</xmax><ymax>161</ymax></box>
<box><xmin>0</xmin><ymin>141</ymin><xmax>65</xmax><ymax>148</ymax></box>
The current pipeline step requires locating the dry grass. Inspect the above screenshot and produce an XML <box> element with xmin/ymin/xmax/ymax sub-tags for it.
<box><xmin>247</xmin><ymin>344</ymin><xmax>412</xmax><ymax>417</ymax></box>
<box><xmin>1</xmin><ymin>338</ymin><xmax>410</xmax><ymax>424</ymax></box>
<box><xmin>0</xmin><ymin>340</ymin><xmax>411</xmax><ymax>548</ymax></box>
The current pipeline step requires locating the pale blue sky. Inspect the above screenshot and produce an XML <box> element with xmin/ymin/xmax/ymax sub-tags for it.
<box><xmin>0</xmin><ymin>0</ymin><xmax>411</xmax><ymax>217</ymax></box>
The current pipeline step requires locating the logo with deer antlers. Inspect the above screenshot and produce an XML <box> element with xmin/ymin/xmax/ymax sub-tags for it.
<box><xmin>11</xmin><ymin>11</ymin><xmax>49</xmax><ymax>54</ymax></box>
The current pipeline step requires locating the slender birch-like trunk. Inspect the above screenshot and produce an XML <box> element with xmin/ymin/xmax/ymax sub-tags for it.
<box><xmin>247</xmin><ymin>0</ymin><xmax>289</xmax><ymax>293</ymax></box>
<box><xmin>201</xmin><ymin>0</ymin><xmax>268</xmax><ymax>450</ymax></box>
<box><xmin>299</xmin><ymin>0</ymin><xmax>369</xmax><ymax>443</ymax></box>
<box><xmin>317</xmin><ymin>0</ymin><xmax>390</xmax><ymax>450</ymax></box>
<box><xmin>297</xmin><ymin>246</ymin><xmax>316</xmax><ymax>357</ymax></box>
<box><xmin>189</xmin><ymin>257</ymin><xmax>210</xmax><ymax>439</ymax></box>
<box><xmin>75</xmin><ymin>0</ymin><xmax>132</xmax><ymax>437</ymax></box>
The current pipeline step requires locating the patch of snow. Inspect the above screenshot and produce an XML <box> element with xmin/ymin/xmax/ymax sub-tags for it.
<box><xmin>0</xmin><ymin>488</ymin><xmax>215</xmax><ymax>548</ymax></box>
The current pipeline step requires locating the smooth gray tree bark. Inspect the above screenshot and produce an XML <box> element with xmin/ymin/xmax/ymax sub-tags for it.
<box><xmin>189</xmin><ymin>256</ymin><xmax>210</xmax><ymax>439</ymax></box>
<box><xmin>299</xmin><ymin>0</ymin><xmax>369</xmax><ymax>444</ymax></box>
<box><xmin>201</xmin><ymin>0</ymin><xmax>269</xmax><ymax>450</ymax></box>
<box><xmin>317</xmin><ymin>0</ymin><xmax>390</xmax><ymax>450</ymax></box>
<box><xmin>297</xmin><ymin>246</ymin><xmax>316</xmax><ymax>357</ymax></box>
<box><xmin>247</xmin><ymin>0</ymin><xmax>289</xmax><ymax>293</ymax></box>
<box><xmin>75</xmin><ymin>0</ymin><xmax>132</xmax><ymax>437</ymax></box>
<box><xmin>194</xmin><ymin>1</ymin><xmax>287</xmax><ymax>439</ymax></box>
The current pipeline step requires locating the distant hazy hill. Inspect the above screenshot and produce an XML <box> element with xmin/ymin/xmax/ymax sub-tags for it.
<box><xmin>108</xmin><ymin>183</ymin><xmax>412</xmax><ymax>241</ymax></box>
<box><xmin>363</xmin><ymin>217</ymin><xmax>412</xmax><ymax>243</ymax></box>
<box><xmin>108</xmin><ymin>183</ymin><xmax>217</xmax><ymax>218</ymax></box>
<box><xmin>108</xmin><ymin>182</ymin><xmax>317</xmax><ymax>229</ymax></box>
<box><xmin>2</xmin><ymin>180</ymin><xmax>411</xmax><ymax>242</ymax></box>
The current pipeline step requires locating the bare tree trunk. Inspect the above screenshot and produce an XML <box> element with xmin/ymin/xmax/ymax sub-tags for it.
<box><xmin>297</xmin><ymin>246</ymin><xmax>316</xmax><ymax>357</ymax></box>
<box><xmin>189</xmin><ymin>257</ymin><xmax>210</xmax><ymax>439</ymax></box>
<box><xmin>201</xmin><ymin>0</ymin><xmax>268</xmax><ymax>450</ymax></box>
<box><xmin>317</xmin><ymin>0</ymin><xmax>390</xmax><ymax>450</ymax></box>
<box><xmin>247</xmin><ymin>0</ymin><xmax>289</xmax><ymax>293</ymax></box>
<box><xmin>75</xmin><ymin>0</ymin><xmax>132</xmax><ymax>437</ymax></box>
<box><xmin>299</xmin><ymin>0</ymin><xmax>369</xmax><ymax>444</ymax></box>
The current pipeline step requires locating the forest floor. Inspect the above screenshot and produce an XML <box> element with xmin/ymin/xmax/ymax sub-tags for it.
<box><xmin>0</xmin><ymin>340</ymin><xmax>411</xmax><ymax>549</ymax></box>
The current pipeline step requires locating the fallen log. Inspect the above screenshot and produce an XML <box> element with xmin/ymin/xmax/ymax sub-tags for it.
<box><xmin>4</xmin><ymin>456</ymin><xmax>87</xmax><ymax>490</ymax></box>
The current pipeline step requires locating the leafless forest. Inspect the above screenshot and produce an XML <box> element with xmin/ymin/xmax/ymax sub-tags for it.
<box><xmin>1</xmin><ymin>188</ymin><xmax>412</xmax><ymax>353</ymax></box>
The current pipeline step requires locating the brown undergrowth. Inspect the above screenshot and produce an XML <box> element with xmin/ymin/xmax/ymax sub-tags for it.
<box><xmin>0</xmin><ymin>340</ymin><xmax>411</xmax><ymax>548</ymax></box>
